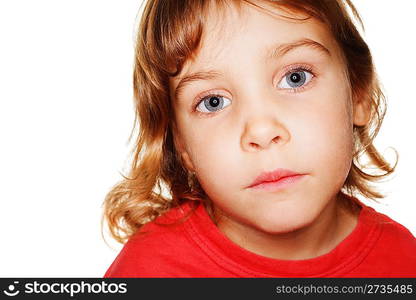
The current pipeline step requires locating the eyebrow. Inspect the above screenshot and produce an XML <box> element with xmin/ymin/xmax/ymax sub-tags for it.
<box><xmin>267</xmin><ymin>38</ymin><xmax>331</xmax><ymax>60</ymax></box>
<box><xmin>174</xmin><ymin>70</ymin><xmax>222</xmax><ymax>100</ymax></box>
<box><xmin>174</xmin><ymin>38</ymin><xmax>330</xmax><ymax>99</ymax></box>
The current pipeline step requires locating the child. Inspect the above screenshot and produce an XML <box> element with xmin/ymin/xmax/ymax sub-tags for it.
<box><xmin>102</xmin><ymin>0</ymin><xmax>416</xmax><ymax>277</ymax></box>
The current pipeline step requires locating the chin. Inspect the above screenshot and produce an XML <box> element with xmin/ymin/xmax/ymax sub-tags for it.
<box><xmin>252</xmin><ymin>205</ymin><xmax>317</xmax><ymax>235</ymax></box>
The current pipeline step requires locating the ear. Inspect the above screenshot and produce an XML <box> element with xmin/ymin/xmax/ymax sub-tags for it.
<box><xmin>352</xmin><ymin>93</ymin><xmax>371</xmax><ymax>126</ymax></box>
<box><xmin>172</xmin><ymin>127</ymin><xmax>195</xmax><ymax>173</ymax></box>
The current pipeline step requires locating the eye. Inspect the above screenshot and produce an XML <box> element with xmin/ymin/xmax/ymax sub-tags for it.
<box><xmin>277</xmin><ymin>68</ymin><xmax>314</xmax><ymax>90</ymax></box>
<box><xmin>195</xmin><ymin>94</ymin><xmax>231</xmax><ymax>114</ymax></box>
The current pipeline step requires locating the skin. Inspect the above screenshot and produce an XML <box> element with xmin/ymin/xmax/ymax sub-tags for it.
<box><xmin>169</xmin><ymin>2</ymin><xmax>370</xmax><ymax>260</ymax></box>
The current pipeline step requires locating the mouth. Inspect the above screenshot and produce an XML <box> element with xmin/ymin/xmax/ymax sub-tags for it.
<box><xmin>247</xmin><ymin>168</ymin><xmax>306</xmax><ymax>191</ymax></box>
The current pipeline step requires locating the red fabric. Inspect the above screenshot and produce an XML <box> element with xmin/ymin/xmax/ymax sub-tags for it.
<box><xmin>104</xmin><ymin>199</ymin><xmax>416</xmax><ymax>278</ymax></box>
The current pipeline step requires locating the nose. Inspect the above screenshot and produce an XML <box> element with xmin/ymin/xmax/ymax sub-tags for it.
<box><xmin>241</xmin><ymin>112</ymin><xmax>291</xmax><ymax>152</ymax></box>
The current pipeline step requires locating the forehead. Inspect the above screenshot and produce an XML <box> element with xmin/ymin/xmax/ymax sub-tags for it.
<box><xmin>171</xmin><ymin>1</ymin><xmax>343</xmax><ymax>86</ymax></box>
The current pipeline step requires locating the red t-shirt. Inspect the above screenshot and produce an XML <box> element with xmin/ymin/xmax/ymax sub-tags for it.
<box><xmin>104</xmin><ymin>199</ymin><xmax>416</xmax><ymax>277</ymax></box>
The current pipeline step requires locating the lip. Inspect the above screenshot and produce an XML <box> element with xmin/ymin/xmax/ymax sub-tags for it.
<box><xmin>247</xmin><ymin>168</ymin><xmax>305</xmax><ymax>190</ymax></box>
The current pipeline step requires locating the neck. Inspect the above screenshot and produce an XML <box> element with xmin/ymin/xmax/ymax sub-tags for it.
<box><xmin>213</xmin><ymin>194</ymin><xmax>360</xmax><ymax>260</ymax></box>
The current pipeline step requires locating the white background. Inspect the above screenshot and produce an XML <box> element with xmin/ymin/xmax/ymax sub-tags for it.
<box><xmin>0</xmin><ymin>0</ymin><xmax>415</xmax><ymax>277</ymax></box>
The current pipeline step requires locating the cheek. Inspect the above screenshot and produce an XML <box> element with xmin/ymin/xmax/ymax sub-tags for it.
<box><xmin>297</xmin><ymin>98</ymin><xmax>354</xmax><ymax>178</ymax></box>
<box><xmin>179</xmin><ymin>123</ymin><xmax>245</xmax><ymax>201</ymax></box>
<box><xmin>187</xmin><ymin>129</ymin><xmax>236</xmax><ymax>178</ymax></box>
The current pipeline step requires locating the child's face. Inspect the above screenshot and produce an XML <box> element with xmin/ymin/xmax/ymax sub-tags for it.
<box><xmin>170</xmin><ymin>2</ymin><xmax>369</xmax><ymax>234</ymax></box>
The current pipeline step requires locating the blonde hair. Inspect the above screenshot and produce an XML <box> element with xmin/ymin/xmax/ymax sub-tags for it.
<box><xmin>101</xmin><ymin>0</ymin><xmax>397</xmax><ymax>244</ymax></box>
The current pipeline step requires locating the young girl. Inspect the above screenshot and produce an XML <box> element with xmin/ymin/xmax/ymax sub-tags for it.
<box><xmin>102</xmin><ymin>0</ymin><xmax>416</xmax><ymax>277</ymax></box>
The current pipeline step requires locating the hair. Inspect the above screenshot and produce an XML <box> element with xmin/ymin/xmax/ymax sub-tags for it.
<box><xmin>101</xmin><ymin>0</ymin><xmax>398</xmax><ymax>245</ymax></box>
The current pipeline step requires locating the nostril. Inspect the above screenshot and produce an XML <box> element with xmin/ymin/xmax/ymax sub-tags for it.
<box><xmin>272</xmin><ymin>137</ymin><xmax>279</xmax><ymax>143</ymax></box>
<box><xmin>249</xmin><ymin>143</ymin><xmax>260</xmax><ymax>149</ymax></box>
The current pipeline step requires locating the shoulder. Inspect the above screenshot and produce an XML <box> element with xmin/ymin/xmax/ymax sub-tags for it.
<box><xmin>369</xmin><ymin>207</ymin><xmax>416</xmax><ymax>247</ymax></box>
<box><xmin>361</xmin><ymin>205</ymin><xmax>416</xmax><ymax>276</ymax></box>
<box><xmin>104</xmin><ymin>202</ymin><xmax>198</xmax><ymax>278</ymax></box>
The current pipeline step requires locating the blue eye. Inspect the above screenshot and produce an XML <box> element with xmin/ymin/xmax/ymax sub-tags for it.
<box><xmin>196</xmin><ymin>95</ymin><xmax>231</xmax><ymax>113</ymax></box>
<box><xmin>277</xmin><ymin>69</ymin><xmax>313</xmax><ymax>90</ymax></box>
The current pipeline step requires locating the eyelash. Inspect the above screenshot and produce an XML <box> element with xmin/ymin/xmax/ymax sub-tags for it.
<box><xmin>192</xmin><ymin>64</ymin><xmax>316</xmax><ymax>117</ymax></box>
<box><xmin>193</xmin><ymin>91</ymin><xmax>226</xmax><ymax>118</ymax></box>
<box><xmin>279</xmin><ymin>64</ymin><xmax>315</xmax><ymax>93</ymax></box>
